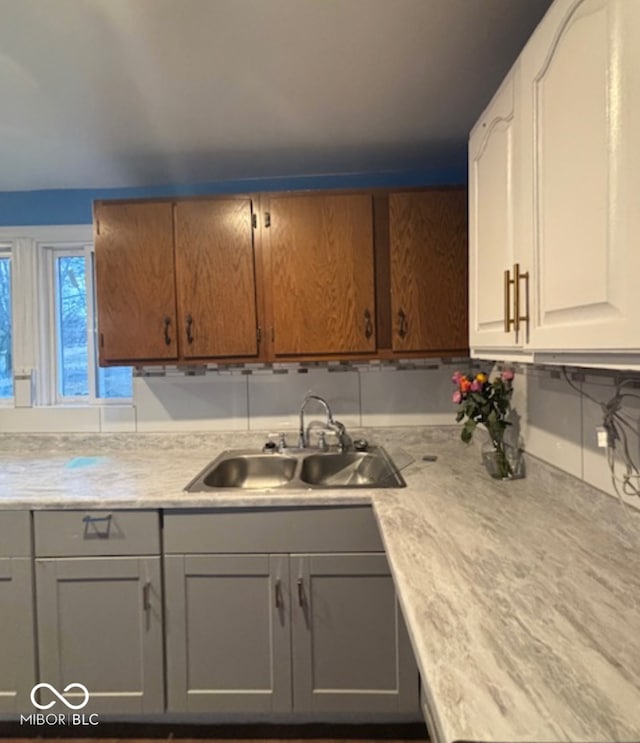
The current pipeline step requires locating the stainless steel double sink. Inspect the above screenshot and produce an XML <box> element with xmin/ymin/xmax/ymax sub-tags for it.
<box><xmin>185</xmin><ymin>446</ymin><xmax>406</xmax><ymax>491</ymax></box>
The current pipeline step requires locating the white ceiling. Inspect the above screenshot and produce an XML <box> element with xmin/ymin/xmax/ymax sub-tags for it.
<box><xmin>0</xmin><ymin>0</ymin><xmax>551</xmax><ymax>192</ymax></box>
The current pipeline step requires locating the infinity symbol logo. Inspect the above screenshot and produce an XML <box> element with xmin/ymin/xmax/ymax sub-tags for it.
<box><xmin>30</xmin><ymin>683</ymin><xmax>90</xmax><ymax>710</ymax></box>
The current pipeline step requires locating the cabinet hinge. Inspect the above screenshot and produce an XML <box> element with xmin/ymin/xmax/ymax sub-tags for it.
<box><xmin>251</xmin><ymin>213</ymin><xmax>257</xmax><ymax>229</ymax></box>
<box><xmin>96</xmin><ymin>219</ymin><xmax>100</xmax><ymax>236</ymax></box>
<box><xmin>256</xmin><ymin>326</ymin><xmax>262</xmax><ymax>344</ymax></box>
<box><xmin>100</xmin><ymin>333</ymin><xmax>104</xmax><ymax>348</ymax></box>
<box><xmin>264</xmin><ymin>212</ymin><xmax>271</xmax><ymax>228</ymax></box>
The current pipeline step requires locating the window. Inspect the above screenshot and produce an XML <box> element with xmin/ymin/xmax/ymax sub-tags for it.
<box><xmin>51</xmin><ymin>247</ymin><xmax>132</xmax><ymax>402</ymax></box>
<box><xmin>0</xmin><ymin>252</ymin><xmax>12</xmax><ymax>399</ymax></box>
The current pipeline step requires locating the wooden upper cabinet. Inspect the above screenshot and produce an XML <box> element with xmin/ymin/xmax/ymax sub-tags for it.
<box><xmin>267</xmin><ymin>194</ymin><xmax>376</xmax><ymax>356</ymax></box>
<box><xmin>93</xmin><ymin>188</ymin><xmax>468</xmax><ymax>365</ymax></box>
<box><xmin>389</xmin><ymin>190</ymin><xmax>468</xmax><ymax>354</ymax></box>
<box><xmin>174</xmin><ymin>199</ymin><xmax>259</xmax><ymax>359</ymax></box>
<box><xmin>94</xmin><ymin>202</ymin><xmax>178</xmax><ymax>363</ymax></box>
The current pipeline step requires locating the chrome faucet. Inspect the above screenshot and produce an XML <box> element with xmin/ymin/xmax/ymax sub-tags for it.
<box><xmin>298</xmin><ymin>394</ymin><xmax>352</xmax><ymax>451</ymax></box>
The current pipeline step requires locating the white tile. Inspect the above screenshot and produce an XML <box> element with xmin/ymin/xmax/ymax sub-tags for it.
<box><xmin>0</xmin><ymin>406</ymin><xmax>101</xmax><ymax>433</ymax></box>
<box><xmin>134</xmin><ymin>375</ymin><xmax>248</xmax><ymax>432</ymax></box>
<box><xmin>360</xmin><ymin>366</ymin><xmax>454</xmax><ymax>427</ymax></box>
<box><xmin>581</xmin><ymin>374</ymin><xmax>640</xmax><ymax>511</ymax></box>
<box><xmin>502</xmin><ymin>364</ymin><xmax>527</xmax><ymax>450</ymax></box>
<box><xmin>99</xmin><ymin>405</ymin><xmax>136</xmax><ymax>433</ymax></box>
<box><xmin>524</xmin><ymin>369</ymin><xmax>582</xmax><ymax>478</ymax></box>
<box><xmin>248</xmin><ymin>368</ymin><xmax>360</xmax><ymax>431</ymax></box>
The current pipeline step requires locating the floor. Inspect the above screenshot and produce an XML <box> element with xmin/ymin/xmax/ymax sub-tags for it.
<box><xmin>0</xmin><ymin>722</ymin><xmax>429</xmax><ymax>742</ymax></box>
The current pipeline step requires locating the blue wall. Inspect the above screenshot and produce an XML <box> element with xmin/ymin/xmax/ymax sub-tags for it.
<box><xmin>0</xmin><ymin>166</ymin><xmax>467</xmax><ymax>226</ymax></box>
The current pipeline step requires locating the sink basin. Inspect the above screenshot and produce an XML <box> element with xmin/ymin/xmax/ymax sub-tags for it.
<box><xmin>185</xmin><ymin>446</ymin><xmax>406</xmax><ymax>492</ymax></box>
<box><xmin>299</xmin><ymin>451</ymin><xmax>405</xmax><ymax>488</ymax></box>
<box><xmin>201</xmin><ymin>454</ymin><xmax>297</xmax><ymax>489</ymax></box>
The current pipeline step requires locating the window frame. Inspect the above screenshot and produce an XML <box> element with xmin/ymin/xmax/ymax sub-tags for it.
<box><xmin>0</xmin><ymin>245</ymin><xmax>13</xmax><ymax>405</ymax></box>
<box><xmin>41</xmin><ymin>242</ymin><xmax>132</xmax><ymax>406</ymax></box>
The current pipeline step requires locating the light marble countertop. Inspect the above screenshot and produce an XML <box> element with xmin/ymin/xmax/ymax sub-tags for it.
<box><xmin>1</xmin><ymin>427</ymin><xmax>639</xmax><ymax>742</ymax></box>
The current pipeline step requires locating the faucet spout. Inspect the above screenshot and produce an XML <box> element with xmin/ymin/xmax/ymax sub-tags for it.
<box><xmin>298</xmin><ymin>395</ymin><xmax>352</xmax><ymax>451</ymax></box>
<box><xmin>298</xmin><ymin>395</ymin><xmax>333</xmax><ymax>448</ymax></box>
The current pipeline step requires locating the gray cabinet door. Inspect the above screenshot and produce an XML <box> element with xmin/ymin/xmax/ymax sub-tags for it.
<box><xmin>165</xmin><ymin>553</ymin><xmax>292</xmax><ymax>713</ymax></box>
<box><xmin>0</xmin><ymin>558</ymin><xmax>37</xmax><ymax>714</ymax></box>
<box><xmin>291</xmin><ymin>553</ymin><xmax>419</xmax><ymax>714</ymax></box>
<box><xmin>35</xmin><ymin>556</ymin><xmax>163</xmax><ymax>714</ymax></box>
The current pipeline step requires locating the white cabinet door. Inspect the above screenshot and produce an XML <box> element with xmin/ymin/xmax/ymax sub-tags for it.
<box><xmin>469</xmin><ymin>63</ymin><xmax>529</xmax><ymax>352</ymax></box>
<box><xmin>521</xmin><ymin>0</ymin><xmax>640</xmax><ymax>352</ymax></box>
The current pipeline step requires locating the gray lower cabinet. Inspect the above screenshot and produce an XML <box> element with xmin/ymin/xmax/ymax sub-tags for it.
<box><xmin>33</xmin><ymin>510</ymin><xmax>163</xmax><ymax>714</ymax></box>
<box><xmin>0</xmin><ymin>512</ymin><xmax>37</xmax><ymax>714</ymax></box>
<box><xmin>163</xmin><ymin>507</ymin><xmax>420</xmax><ymax>717</ymax></box>
<box><xmin>164</xmin><ymin>553</ymin><xmax>292</xmax><ymax>713</ymax></box>
<box><xmin>291</xmin><ymin>553</ymin><xmax>417</xmax><ymax>715</ymax></box>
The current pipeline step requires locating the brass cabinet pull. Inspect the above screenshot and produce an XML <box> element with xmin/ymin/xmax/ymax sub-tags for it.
<box><xmin>364</xmin><ymin>309</ymin><xmax>373</xmax><ymax>339</ymax></box>
<box><xmin>504</xmin><ymin>264</ymin><xmax>530</xmax><ymax>338</ymax></box>
<box><xmin>297</xmin><ymin>578</ymin><xmax>304</xmax><ymax>607</ymax></box>
<box><xmin>513</xmin><ymin>262</ymin><xmax>530</xmax><ymax>338</ymax></box>
<box><xmin>186</xmin><ymin>314</ymin><xmax>194</xmax><ymax>344</ymax></box>
<box><xmin>274</xmin><ymin>578</ymin><xmax>282</xmax><ymax>609</ymax></box>
<box><xmin>397</xmin><ymin>309</ymin><xmax>408</xmax><ymax>338</ymax></box>
<box><xmin>504</xmin><ymin>268</ymin><xmax>512</xmax><ymax>333</ymax></box>
<box><xmin>163</xmin><ymin>316</ymin><xmax>172</xmax><ymax>346</ymax></box>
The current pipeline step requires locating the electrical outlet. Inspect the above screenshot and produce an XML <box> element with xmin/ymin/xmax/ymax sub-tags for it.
<box><xmin>596</xmin><ymin>426</ymin><xmax>609</xmax><ymax>448</ymax></box>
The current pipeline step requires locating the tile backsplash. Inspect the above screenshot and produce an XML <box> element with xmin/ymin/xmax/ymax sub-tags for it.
<box><xmin>513</xmin><ymin>364</ymin><xmax>640</xmax><ymax>512</ymax></box>
<box><xmin>3</xmin><ymin>357</ymin><xmax>639</xmax><ymax>513</ymax></box>
<box><xmin>0</xmin><ymin>361</ymin><xmax>464</xmax><ymax>435</ymax></box>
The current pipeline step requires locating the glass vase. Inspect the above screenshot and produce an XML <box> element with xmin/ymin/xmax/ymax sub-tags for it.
<box><xmin>481</xmin><ymin>439</ymin><xmax>524</xmax><ymax>480</ymax></box>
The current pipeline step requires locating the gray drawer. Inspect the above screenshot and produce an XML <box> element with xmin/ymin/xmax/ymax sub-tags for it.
<box><xmin>33</xmin><ymin>510</ymin><xmax>160</xmax><ymax>557</ymax></box>
<box><xmin>0</xmin><ymin>511</ymin><xmax>31</xmax><ymax>557</ymax></box>
<box><xmin>163</xmin><ymin>506</ymin><xmax>384</xmax><ymax>554</ymax></box>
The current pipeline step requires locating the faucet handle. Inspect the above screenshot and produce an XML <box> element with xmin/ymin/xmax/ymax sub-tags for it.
<box><xmin>265</xmin><ymin>432</ymin><xmax>288</xmax><ymax>452</ymax></box>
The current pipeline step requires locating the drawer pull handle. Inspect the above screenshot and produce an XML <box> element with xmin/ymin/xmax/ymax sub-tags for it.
<box><xmin>82</xmin><ymin>513</ymin><xmax>112</xmax><ymax>539</ymax></box>
<box><xmin>274</xmin><ymin>578</ymin><xmax>283</xmax><ymax>609</ymax></box>
<box><xmin>297</xmin><ymin>578</ymin><xmax>304</xmax><ymax>607</ymax></box>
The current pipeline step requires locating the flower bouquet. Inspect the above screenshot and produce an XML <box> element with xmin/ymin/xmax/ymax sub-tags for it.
<box><xmin>451</xmin><ymin>369</ymin><xmax>520</xmax><ymax>479</ymax></box>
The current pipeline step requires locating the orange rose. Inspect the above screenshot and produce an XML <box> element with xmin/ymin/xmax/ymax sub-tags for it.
<box><xmin>459</xmin><ymin>377</ymin><xmax>471</xmax><ymax>393</ymax></box>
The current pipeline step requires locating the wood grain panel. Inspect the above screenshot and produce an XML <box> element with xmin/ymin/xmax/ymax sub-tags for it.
<box><xmin>174</xmin><ymin>199</ymin><xmax>258</xmax><ymax>359</ymax></box>
<box><xmin>269</xmin><ymin>194</ymin><xmax>376</xmax><ymax>356</ymax></box>
<box><xmin>390</xmin><ymin>190</ymin><xmax>468</xmax><ymax>353</ymax></box>
<box><xmin>94</xmin><ymin>202</ymin><xmax>178</xmax><ymax>363</ymax></box>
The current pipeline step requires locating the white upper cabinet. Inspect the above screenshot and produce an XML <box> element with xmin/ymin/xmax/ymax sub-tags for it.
<box><xmin>469</xmin><ymin>62</ymin><xmax>531</xmax><ymax>355</ymax></box>
<box><xmin>471</xmin><ymin>0</ymin><xmax>640</xmax><ymax>362</ymax></box>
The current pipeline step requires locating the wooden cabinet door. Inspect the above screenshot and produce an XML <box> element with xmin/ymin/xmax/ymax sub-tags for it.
<box><xmin>35</xmin><ymin>556</ymin><xmax>164</xmax><ymax>714</ymax></box>
<box><xmin>94</xmin><ymin>202</ymin><xmax>178</xmax><ymax>363</ymax></box>
<box><xmin>0</xmin><ymin>558</ymin><xmax>36</xmax><ymax>713</ymax></box>
<box><xmin>290</xmin><ymin>553</ymin><xmax>419</xmax><ymax>715</ymax></box>
<box><xmin>468</xmin><ymin>65</ymin><xmax>525</xmax><ymax>352</ymax></box>
<box><xmin>389</xmin><ymin>190</ymin><xmax>468</xmax><ymax>354</ymax></box>
<box><xmin>520</xmin><ymin>0</ymin><xmax>640</xmax><ymax>352</ymax></box>
<box><xmin>174</xmin><ymin>199</ymin><xmax>260</xmax><ymax>359</ymax></box>
<box><xmin>164</xmin><ymin>553</ymin><xmax>292</xmax><ymax>714</ymax></box>
<box><xmin>267</xmin><ymin>194</ymin><xmax>376</xmax><ymax>356</ymax></box>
